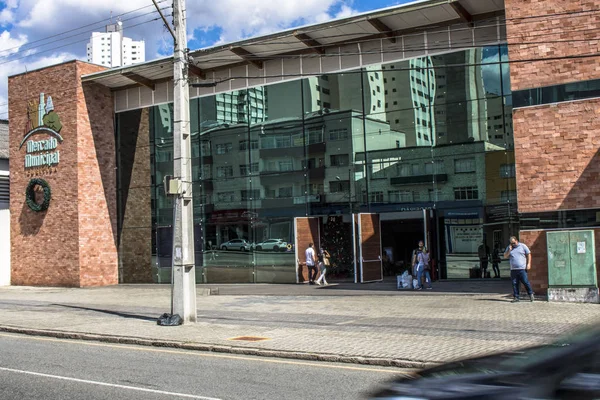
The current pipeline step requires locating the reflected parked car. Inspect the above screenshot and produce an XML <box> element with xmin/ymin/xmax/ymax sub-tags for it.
<box><xmin>254</xmin><ymin>239</ymin><xmax>288</xmax><ymax>252</ymax></box>
<box><xmin>368</xmin><ymin>324</ymin><xmax>600</xmax><ymax>400</ymax></box>
<box><xmin>219</xmin><ymin>239</ymin><xmax>251</xmax><ymax>251</ymax></box>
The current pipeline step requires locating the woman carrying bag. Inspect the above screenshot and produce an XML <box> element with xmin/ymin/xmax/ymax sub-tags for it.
<box><xmin>315</xmin><ymin>248</ymin><xmax>331</xmax><ymax>286</ymax></box>
<box><xmin>416</xmin><ymin>247</ymin><xmax>433</xmax><ymax>290</ymax></box>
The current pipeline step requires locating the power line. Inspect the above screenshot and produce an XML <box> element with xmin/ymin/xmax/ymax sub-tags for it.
<box><xmin>2</xmin><ymin>6</ymin><xmax>172</xmax><ymax>62</ymax></box>
<box><xmin>0</xmin><ymin>14</ymin><xmax>169</xmax><ymax>68</ymax></box>
<box><xmin>0</xmin><ymin>1</ymin><xmax>170</xmax><ymax>57</ymax></box>
<box><xmin>2</xmin><ymin>4</ymin><xmax>598</xmax><ymax>66</ymax></box>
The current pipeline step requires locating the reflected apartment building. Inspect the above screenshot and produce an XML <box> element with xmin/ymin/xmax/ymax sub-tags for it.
<box><xmin>147</xmin><ymin>44</ymin><xmax>516</xmax><ymax>282</ymax></box>
<box><xmin>153</xmin><ymin>75</ymin><xmax>402</xmax><ymax>250</ymax></box>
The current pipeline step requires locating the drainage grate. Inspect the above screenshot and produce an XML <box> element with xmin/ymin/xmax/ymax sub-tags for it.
<box><xmin>228</xmin><ymin>336</ymin><xmax>270</xmax><ymax>342</ymax></box>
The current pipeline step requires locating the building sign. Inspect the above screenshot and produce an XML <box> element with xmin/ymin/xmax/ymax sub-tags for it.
<box><xmin>485</xmin><ymin>204</ymin><xmax>518</xmax><ymax>224</ymax></box>
<box><xmin>19</xmin><ymin>93</ymin><xmax>63</xmax><ymax>211</ymax></box>
<box><xmin>19</xmin><ymin>93</ymin><xmax>63</xmax><ymax>170</ymax></box>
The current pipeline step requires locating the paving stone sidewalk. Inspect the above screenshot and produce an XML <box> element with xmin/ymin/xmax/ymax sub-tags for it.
<box><xmin>0</xmin><ymin>284</ymin><xmax>597</xmax><ymax>367</ymax></box>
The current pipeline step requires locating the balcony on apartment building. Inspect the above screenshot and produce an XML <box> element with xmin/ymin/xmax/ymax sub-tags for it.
<box><xmin>390</xmin><ymin>173</ymin><xmax>448</xmax><ymax>185</ymax></box>
<box><xmin>198</xmin><ymin>179</ymin><xmax>214</xmax><ymax>191</ymax></box>
<box><xmin>259</xmin><ymin>141</ymin><xmax>326</xmax><ymax>158</ymax></box>
<box><xmin>262</xmin><ymin>194</ymin><xmax>323</xmax><ymax>209</ymax></box>
<box><xmin>259</xmin><ymin>166</ymin><xmax>325</xmax><ymax>185</ymax></box>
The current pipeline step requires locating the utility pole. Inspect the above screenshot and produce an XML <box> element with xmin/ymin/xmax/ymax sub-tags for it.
<box><xmin>171</xmin><ymin>0</ymin><xmax>197</xmax><ymax>323</ymax></box>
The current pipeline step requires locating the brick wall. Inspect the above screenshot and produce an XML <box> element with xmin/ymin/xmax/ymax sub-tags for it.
<box><xmin>77</xmin><ymin>63</ymin><xmax>118</xmax><ymax>286</ymax></box>
<box><xmin>9</xmin><ymin>61</ymin><xmax>117</xmax><ymax>287</ymax></box>
<box><xmin>519</xmin><ymin>231</ymin><xmax>548</xmax><ymax>294</ymax></box>
<box><xmin>117</xmin><ymin>109</ymin><xmax>153</xmax><ymax>283</ymax></box>
<box><xmin>505</xmin><ymin>0</ymin><xmax>600</xmax><ymax>90</ymax></box>
<box><xmin>513</xmin><ymin>99</ymin><xmax>600</xmax><ymax>213</ymax></box>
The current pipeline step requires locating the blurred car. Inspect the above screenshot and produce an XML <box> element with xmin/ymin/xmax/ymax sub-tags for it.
<box><xmin>219</xmin><ymin>239</ymin><xmax>251</xmax><ymax>251</ymax></box>
<box><xmin>254</xmin><ymin>239</ymin><xmax>288</xmax><ymax>252</ymax></box>
<box><xmin>368</xmin><ymin>324</ymin><xmax>600</xmax><ymax>400</ymax></box>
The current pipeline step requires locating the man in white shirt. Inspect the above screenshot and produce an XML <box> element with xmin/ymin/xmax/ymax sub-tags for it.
<box><xmin>305</xmin><ymin>243</ymin><xmax>317</xmax><ymax>285</ymax></box>
<box><xmin>504</xmin><ymin>236</ymin><xmax>534</xmax><ymax>303</ymax></box>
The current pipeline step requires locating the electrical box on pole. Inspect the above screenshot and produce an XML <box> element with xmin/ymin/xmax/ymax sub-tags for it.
<box><xmin>163</xmin><ymin>175</ymin><xmax>182</xmax><ymax>196</ymax></box>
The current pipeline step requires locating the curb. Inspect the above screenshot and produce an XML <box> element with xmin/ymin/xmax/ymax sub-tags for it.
<box><xmin>0</xmin><ymin>325</ymin><xmax>434</xmax><ymax>370</ymax></box>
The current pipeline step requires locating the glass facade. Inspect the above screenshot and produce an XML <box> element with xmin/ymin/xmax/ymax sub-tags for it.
<box><xmin>513</xmin><ymin>78</ymin><xmax>600</xmax><ymax>108</ymax></box>
<box><xmin>116</xmin><ymin>44</ymin><xmax>518</xmax><ymax>283</ymax></box>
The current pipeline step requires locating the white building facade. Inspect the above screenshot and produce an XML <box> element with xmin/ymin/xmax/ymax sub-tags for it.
<box><xmin>86</xmin><ymin>21</ymin><xmax>145</xmax><ymax>68</ymax></box>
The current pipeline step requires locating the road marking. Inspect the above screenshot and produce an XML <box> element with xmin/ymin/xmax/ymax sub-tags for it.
<box><xmin>0</xmin><ymin>333</ymin><xmax>415</xmax><ymax>375</ymax></box>
<box><xmin>227</xmin><ymin>336</ymin><xmax>271</xmax><ymax>342</ymax></box>
<box><xmin>336</xmin><ymin>320</ymin><xmax>357</xmax><ymax>325</ymax></box>
<box><xmin>0</xmin><ymin>366</ymin><xmax>222</xmax><ymax>399</ymax></box>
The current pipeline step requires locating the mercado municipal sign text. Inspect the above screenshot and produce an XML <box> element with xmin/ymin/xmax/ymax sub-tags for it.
<box><xmin>25</xmin><ymin>138</ymin><xmax>60</xmax><ymax>168</ymax></box>
<box><xmin>20</xmin><ymin>92</ymin><xmax>64</xmax><ymax>169</ymax></box>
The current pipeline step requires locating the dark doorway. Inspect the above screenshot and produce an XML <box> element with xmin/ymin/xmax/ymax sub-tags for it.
<box><xmin>381</xmin><ymin>218</ymin><xmax>424</xmax><ymax>276</ymax></box>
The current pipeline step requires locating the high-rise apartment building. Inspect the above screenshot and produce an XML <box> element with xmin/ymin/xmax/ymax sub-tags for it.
<box><xmin>86</xmin><ymin>20</ymin><xmax>145</xmax><ymax>68</ymax></box>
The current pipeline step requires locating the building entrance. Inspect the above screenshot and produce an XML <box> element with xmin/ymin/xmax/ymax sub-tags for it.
<box><xmin>379</xmin><ymin>210</ymin><xmax>437</xmax><ymax>277</ymax></box>
<box><xmin>381</xmin><ymin>217</ymin><xmax>424</xmax><ymax>277</ymax></box>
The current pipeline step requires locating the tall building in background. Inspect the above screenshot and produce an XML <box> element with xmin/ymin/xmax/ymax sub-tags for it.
<box><xmin>432</xmin><ymin>49</ymin><xmax>488</xmax><ymax>146</ymax></box>
<box><xmin>383</xmin><ymin>56</ymin><xmax>436</xmax><ymax>147</ymax></box>
<box><xmin>86</xmin><ymin>20</ymin><xmax>145</xmax><ymax>68</ymax></box>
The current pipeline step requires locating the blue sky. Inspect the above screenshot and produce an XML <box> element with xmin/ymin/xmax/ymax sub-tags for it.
<box><xmin>0</xmin><ymin>0</ymin><xmax>417</xmax><ymax>117</ymax></box>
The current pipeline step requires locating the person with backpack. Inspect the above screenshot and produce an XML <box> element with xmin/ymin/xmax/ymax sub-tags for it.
<box><xmin>415</xmin><ymin>247</ymin><xmax>433</xmax><ymax>290</ymax></box>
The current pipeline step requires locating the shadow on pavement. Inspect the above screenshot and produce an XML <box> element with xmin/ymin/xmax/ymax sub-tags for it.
<box><xmin>53</xmin><ymin>304</ymin><xmax>157</xmax><ymax>322</ymax></box>
<box><xmin>195</xmin><ymin>277</ymin><xmax>513</xmax><ymax>296</ymax></box>
<box><xmin>318</xmin><ymin>278</ymin><xmax>512</xmax><ymax>294</ymax></box>
<box><xmin>473</xmin><ymin>298</ymin><xmax>514</xmax><ymax>303</ymax></box>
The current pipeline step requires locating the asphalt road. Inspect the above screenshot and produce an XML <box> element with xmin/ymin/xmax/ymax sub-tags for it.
<box><xmin>0</xmin><ymin>333</ymin><xmax>411</xmax><ymax>400</ymax></box>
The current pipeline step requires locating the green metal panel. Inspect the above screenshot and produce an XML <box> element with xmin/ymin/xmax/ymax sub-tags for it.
<box><xmin>547</xmin><ymin>231</ymin><xmax>572</xmax><ymax>286</ymax></box>
<box><xmin>569</xmin><ymin>230</ymin><xmax>597</xmax><ymax>287</ymax></box>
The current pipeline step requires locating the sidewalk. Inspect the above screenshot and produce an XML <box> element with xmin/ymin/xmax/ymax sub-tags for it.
<box><xmin>0</xmin><ymin>282</ymin><xmax>598</xmax><ymax>368</ymax></box>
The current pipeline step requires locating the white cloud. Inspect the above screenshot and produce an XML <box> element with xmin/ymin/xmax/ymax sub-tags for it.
<box><xmin>0</xmin><ymin>30</ymin><xmax>28</xmax><ymax>55</ymax></box>
<box><xmin>18</xmin><ymin>0</ymin><xmax>152</xmax><ymax>29</ymax></box>
<box><xmin>0</xmin><ymin>0</ymin><xmax>18</xmax><ymax>25</ymax></box>
<box><xmin>334</xmin><ymin>4</ymin><xmax>359</xmax><ymax>19</ymax></box>
<box><xmin>187</xmin><ymin>0</ymin><xmax>357</xmax><ymax>44</ymax></box>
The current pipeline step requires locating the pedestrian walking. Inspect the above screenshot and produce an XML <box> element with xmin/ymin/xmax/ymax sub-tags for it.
<box><xmin>504</xmin><ymin>236</ymin><xmax>534</xmax><ymax>302</ymax></box>
<box><xmin>305</xmin><ymin>243</ymin><xmax>317</xmax><ymax>285</ymax></box>
<box><xmin>492</xmin><ymin>242</ymin><xmax>502</xmax><ymax>278</ymax></box>
<box><xmin>411</xmin><ymin>240</ymin><xmax>425</xmax><ymax>277</ymax></box>
<box><xmin>315</xmin><ymin>248</ymin><xmax>331</xmax><ymax>286</ymax></box>
<box><xmin>478</xmin><ymin>241</ymin><xmax>490</xmax><ymax>278</ymax></box>
<box><xmin>415</xmin><ymin>247</ymin><xmax>433</xmax><ymax>290</ymax></box>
